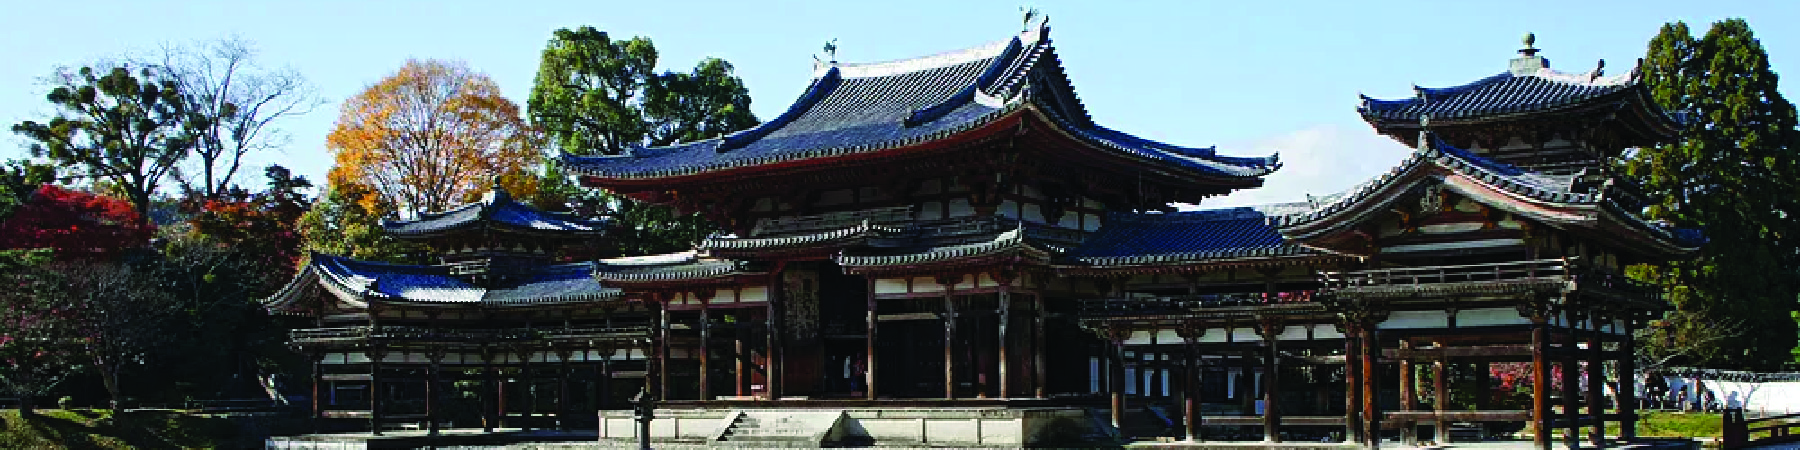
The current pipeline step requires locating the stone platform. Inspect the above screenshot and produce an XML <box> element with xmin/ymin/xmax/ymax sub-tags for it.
<box><xmin>264</xmin><ymin>428</ymin><xmax>596</xmax><ymax>449</ymax></box>
<box><xmin>598</xmin><ymin>399</ymin><xmax>1117</xmax><ymax>447</ymax></box>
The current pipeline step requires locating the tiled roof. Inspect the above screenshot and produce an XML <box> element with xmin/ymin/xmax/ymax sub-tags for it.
<box><xmin>561</xmin><ymin>28</ymin><xmax>1277</xmax><ymax>182</ymax></box>
<box><xmin>262</xmin><ymin>253</ymin><xmax>621</xmax><ymax>311</ymax></box>
<box><xmin>1360</xmin><ymin>69</ymin><xmax>1639</xmax><ymax>123</ymax></box>
<box><xmin>837</xmin><ymin>228</ymin><xmax>1050</xmax><ymax>268</ymax></box>
<box><xmin>1061</xmin><ymin>208</ymin><xmax>1316</xmax><ymax>267</ymax></box>
<box><xmin>381</xmin><ymin>187</ymin><xmax>607</xmax><ymax>238</ymax></box>
<box><xmin>591</xmin><ymin>251</ymin><xmax>762</xmax><ymax>284</ymax></box>
<box><xmin>703</xmin><ymin>220</ymin><xmax>906</xmax><ymax>256</ymax></box>
<box><xmin>1273</xmin><ymin>132</ymin><xmax>1703</xmax><ymax>251</ymax></box>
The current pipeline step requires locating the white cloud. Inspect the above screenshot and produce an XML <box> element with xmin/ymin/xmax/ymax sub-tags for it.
<box><xmin>1185</xmin><ymin>123</ymin><xmax>1414</xmax><ymax>210</ymax></box>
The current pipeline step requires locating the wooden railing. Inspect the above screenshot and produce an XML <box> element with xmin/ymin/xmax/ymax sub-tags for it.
<box><xmin>1320</xmin><ymin>258</ymin><xmax>1572</xmax><ymax>287</ymax></box>
<box><xmin>1724</xmin><ymin>408</ymin><xmax>1800</xmax><ymax>449</ymax></box>
<box><xmin>291</xmin><ymin>325</ymin><xmax>649</xmax><ymax>345</ymax></box>
<box><xmin>1320</xmin><ymin>257</ymin><xmax>1656</xmax><ymax>298</ymax></box>
<box><xmin>1079</xmin><ymin>292</ymin><xmax>1319</xmax><ymax>317</ymax></box>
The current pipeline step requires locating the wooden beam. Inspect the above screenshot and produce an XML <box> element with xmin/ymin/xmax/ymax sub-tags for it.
<box><xmin>1384</xmin><ymin>410</ymin><xmax>1533</xmax><ymax>423</ymax></box>
<box><xmin>1384</xmin><ymin>344</ymin><xmax>1536</xmax><ymax>360</ymax></box>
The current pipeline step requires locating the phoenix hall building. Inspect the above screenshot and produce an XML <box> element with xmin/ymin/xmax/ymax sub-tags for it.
<box><xmin>269</xmin><ymin>24</ymin><xmax>1698</xmax><ymax>448</ymax></box>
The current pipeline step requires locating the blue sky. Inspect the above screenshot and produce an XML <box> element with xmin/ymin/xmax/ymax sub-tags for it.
<box><xmin>2</xmin><ymin>0</ymin><xmax>1795</xmax><ymax>208</ymax></box>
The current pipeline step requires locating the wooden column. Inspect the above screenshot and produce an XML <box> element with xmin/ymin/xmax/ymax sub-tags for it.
<box><xmin>520</xmin><ymin>347</ymin><xmax>535</xmax><ymax>432</ymax></box>
<box><xmin>1399</xmin><ymin>339</ymin><xmax>1415</xmax><ymax>445</ymax></box>
<box><xmin>866</xmin><ymin>279</ymin><xmax>879</xmax><ymax>400</ymax></box>
<box><xmin>1345</xmin><ymin>322</ymin><xmax>1363</xmax><ymax>444</ymax></box>
<box><xmin>368</xmin><ymin>306</ymin><xmax>384</xmax><ymax>435</ymax></box>
<box><xmin>428</xmin><ymin>348</ymin><xmax>445</xmax><ymax>436</ymax></box>
<box><xmin>943</xmin><ymin>285</ymin><xmax>958</xmax><ymax>399</ymax></box>
<box><xmin>1532</xmin><ymin>314</ymin><xmax>1551</xmax><ymax>450</ymax></box>
<box><xmin>1433</xmin><ymin>346</ymin><xmax>1449</xmax><ymax>444</ymax></box>
<box><xmin>1476</xmin><ymin>360</ymin><xmax>1491</xmax><ymax>410</ymax></box>
<box><xmin>1562</xmin><ymin>308</ymin><xmax>1581</xmax><ymax>450</ymax></box>
<box><xmin>1361</xmin><ymin>327</ymin><xmax>1381</xmax><ymax>449</ymax></box>
<box><xmin>311</xmin><ymin>351</ymin><xmax>324</xmax><ymax>433</ymax></box>
<box><xmin>1034</xmin><ymin>293</ymin><xmax>1047</xmax><ymax>399</ymax></box>
<box><xmin>1620</xmin><ymin>317</ymin><xmax>1639</xmax><ymax>441</ymax></box>
<box><xmin>1586</xmin><ymin>311</ymin><xmax>1606</xmax><ymax>446</ymax></box>
<box><xmin>598</xmin><ymin>353</ymin><xmax>612</xmax><ymax>411</ymax></box>
<box><xmin>998</xmin><ymin>284</ymin><xmax>1011</xmax><ymax>398</ymax></box>
<box><xmin>1109</xmin><ymin>328</ymin><xmax>1127</xmax><ymax>430</ymax></box>
<box><xmin>368</xmin><ymin>346</ymin><xmax>386</xmax><ymax>435</ymax></box>
<box><xmin>1263</xmin><ymin>322</ymin><xmax>1282</xmax><ymax>443</ymax></box>
<box><xmin>558</xmin><ymin>348</ymin><xmax>573</xmax><ymax>432</ymax></box>
<box><xmin>484</xmin><ymin>348</ymin><xmax>498</xmax><ymax>432</ymax></box>
<box><xmin>699</xmin><ymin>305</ymin><xmax>711</xmax><ymax>401</ymax></box>
<box><xmin>767</xmin><ymin>276</ymin><xmax>784</xmax><ymax>400</ymax></box>
<box><xmin>736</xmin><ymin>315</ymin><xmax>748</xmax><ymax>398</ymax></box>
<box><xmin>1183</xmin><ymin>326</ymin><xmax>1201</xmax><ymax>442</ymax></box>
<box><xmin>658</xmin><ymin>302</ymin><xmax>670</xmax><ymax>402</ymax></box>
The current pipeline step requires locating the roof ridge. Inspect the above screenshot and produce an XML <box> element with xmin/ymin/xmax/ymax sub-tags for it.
<box><xmin>829</xmin><ymin>33</ymin><xmax>1027</xmax><ymax>79</ymax></box>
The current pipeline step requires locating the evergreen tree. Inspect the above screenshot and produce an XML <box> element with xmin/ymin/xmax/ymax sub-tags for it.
<box><xmin>1630</xmin><ymin>19</ymin><xmax>1800</xmax><ymax>369</ymax></box>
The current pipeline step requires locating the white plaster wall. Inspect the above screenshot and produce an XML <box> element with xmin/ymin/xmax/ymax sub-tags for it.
<box><xmin>1381</xmin><ymin>310</ymin><xmax>1450</xmax><ymax>329</ymax></box>
<box><xmin>1459</xmin><ymin>307</ymin><xmax>1532</xmax><ymax>328</ymax></box>
<box><xmin>875</xmin><ymin>277</ymin><xmax>909</xmax><ymax>294</ymax></box>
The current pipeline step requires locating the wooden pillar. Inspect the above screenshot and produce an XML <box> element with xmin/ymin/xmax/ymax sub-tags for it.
<box><xmin>1034</xmin><ymin>293</ymin><xmax>1047</xmax><ymax>399</ymax></box>
<box><xmin>1109</xmin><ymin>329</ymin><xmax>1127</xmax><ymax>430</ymax></box>
<box><xmin>699</xmin><ymin>306</ymin><xmax>711</xmax><ymax>401</ymax></box>
<box><xmin>1345</xmin><ymin>322</ymin><xmax>1363</xmax><ymax>444</ymax></box>
<box><xmin>1620</xmin><ymin>317</ymin><xmax>1639</xmax><ymax>441</ymax></box>
<box><xmin>598</xmin><ymin>353</ymin><xmax>612</xmax><ymax>412</ymax></box>
<box><xmin>658</xmin><ymin>302</ymin><xmax>670</xmax><ymax>402</ymax></box>
<box><xmin>520</xmin><ymin>347</ymin><xmax>535</xmax><ymax>432</ymax></box>
<box><xmin>1361</xmin><ymin>327</ymin><xmax>1381</xmax><ymax>449</ymax></box>
<box><xmin>1476</xmin><ymin>360</ymin><xmax>1491</xmax><ymax>410</ymax></box>
<box><xmin>866</xmin><ymin>278</ymin><xmax>879</xmax><ymax>400</ymax></box>
<box><xmin>767</xmin><ymin>279</ymin><xmax>783</xmax><ymax>401</ymax></box>
<box><xmin>1532</xmin><ymin>314</ymin><xmax>1551</xmax><ymax>450</ymax></box>
<box><xmin>1183</xmin><ymin>327</ymin><xmax>1200</xmax><ymax>441</ymax></box>
<box><xmin>998</xmin><ymin>284</ymin><xmax>1011</xmax><ymax>398</ymax></box>
<box><xmin>944</xmin><ymin>286</ymin><xmax>958</xmax><ymax>399</ymax></box>
<box><xmin>1562</xmin><ymin>308</ymin><xmax>1581</xmax><ymax>450</ymax></box>
<box><xmin>428</xmin><ymin>349</ymin><xmax>445</xmax><ymax>436</ymax></box>
<box><xmin>311</xmin><ymin>351</ymin><xmax>324</xmax><ymax>433</ymax></box>
<box><xmin>737</xmin><ymin>316</ymin><xmax>749</xmax><ymax>398</ymax></box>
<box><xmin>485</xmin><ymin>348</ymin><xmax>498</xmax><ymax>432</ymax></box>
<box><xmin>368</xmin><ymin>346</ymin><xmax>385</xmax><ymax>435</ymax></box>
<box><xmin>558</xmin><ymin>349</ymin><xmax>572</xmax><ymax>432</ymax></box>
<box><xmin>1587</xmin><ymin>311</ymin><xmax>1606</xmax><ymax>446</ymax></box>
<box><xmin>1434</xmin><ymin>347</ymin><xmax>1449</xmax><ymax>444</ymax></box>
<box><xmin>1399</xmin><ymin>339</ymin><xmax>1415</xmax><ymax>445</ymax></box>
<box><xmin>1264</xmin><ymin>323</ymin><xmax>1282</xmax><ymax>443</ymax></box>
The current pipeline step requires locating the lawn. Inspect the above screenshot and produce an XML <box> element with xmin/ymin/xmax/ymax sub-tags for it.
<box><xmin>0</xmin><ymin>408</ymin><xmax>250</xmax><ymax>449</ymax></box>
<box><xmin>1601</xmin><ymin>411</ymin><xmax>1723</xmax><ymax>439</ymax></box>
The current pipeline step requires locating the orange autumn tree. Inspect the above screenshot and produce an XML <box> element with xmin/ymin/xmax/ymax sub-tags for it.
<box><xmin>326</xmin><ymin>59</ymin><xmax>539</xmax><ymax>217</ymax></box>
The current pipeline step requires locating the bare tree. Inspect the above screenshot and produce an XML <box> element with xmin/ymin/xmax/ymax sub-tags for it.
<box><xmin>150</xmin><ymin>37</ymin><xmax>322</xmax><ymax>200</ymax></box>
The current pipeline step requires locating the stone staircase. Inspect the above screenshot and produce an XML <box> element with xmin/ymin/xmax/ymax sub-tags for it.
<box><xmin>709</xmin><ymin>410</ymin><xmax>848</xmax><ymax>447</ymax></box>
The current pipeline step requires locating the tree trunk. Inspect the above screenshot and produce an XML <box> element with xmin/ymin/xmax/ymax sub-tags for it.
<box><xmin>97</xmin><ymin>357</ymin><xmax>123</xmax><ymax>413</ymax></box>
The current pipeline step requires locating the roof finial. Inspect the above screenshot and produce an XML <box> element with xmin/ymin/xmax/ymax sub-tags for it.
<box><xmin>1591</xmin><ymin>59</ymin><xmax>1605</xmax><ymax>81</ymax></box>
<box><xmin>1510</xmin><ymin>32</ymin><xmax>1549</xmax><ymax>75</ymax></box>
<box><xmin>822</xmin><ymin>38</ymin><xmax>838</xmax><ymax>64</ymax></box>
<box><xmin>1417</xmin><ymin>114</ymin><xmax>1435</xmax><ymax>155</ymax></box>
<box><xmin>1021</xmin><ymin>6</ymin><xmax>1040</xmax><ymax>32</ymax></box>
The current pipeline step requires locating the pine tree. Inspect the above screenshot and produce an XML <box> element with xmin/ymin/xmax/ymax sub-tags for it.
<box><xmin>1630</xmin><ymin>19</ymin><xmax>1800</xmax><ymax>369</ymax></box>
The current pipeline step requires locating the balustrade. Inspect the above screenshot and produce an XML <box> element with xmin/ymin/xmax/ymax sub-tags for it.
<box><xmin>1078</xmin><ymin>292</ymin><xmax>1319</xmax><ymax>316</ymax></box>
<box><xmin>290</xmin><ymin>324</ymin><xmax>649</xmax><ymax>345</ymax></box>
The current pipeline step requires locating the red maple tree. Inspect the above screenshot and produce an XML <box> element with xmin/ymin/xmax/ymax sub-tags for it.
<box><xmin>0</xmin><ymin>185</ymin><xmax>154</xmax><ymax>260</ymax></box>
